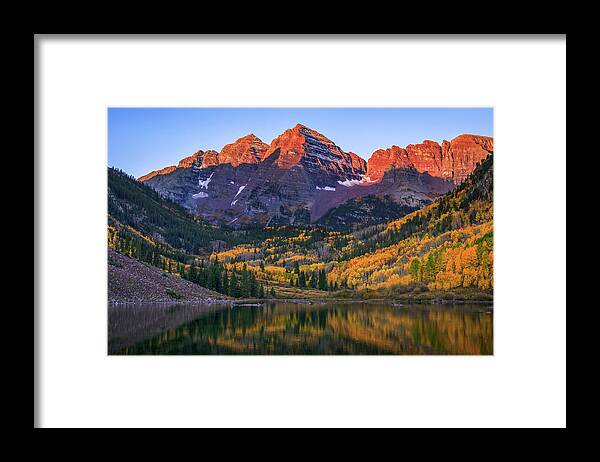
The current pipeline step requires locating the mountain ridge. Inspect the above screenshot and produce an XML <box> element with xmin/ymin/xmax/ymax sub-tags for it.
<box><xmin>137</xmin><ymin>124</ymin><xmax>492</xmax><ymax>228</ymax></box>
<box><xmin>138</xmin><ymin>126</ymin><xmax>492</xmax><ymax>183</ymax></box>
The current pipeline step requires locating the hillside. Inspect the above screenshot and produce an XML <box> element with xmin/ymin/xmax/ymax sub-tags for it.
<box><xmin>317</xmin><ymin>195</ymin><xmax>419</xmax><ymax>230</ymax></box>
<box><xmin>340</xmin><ymin>153</ymin><xmax>493</xmax><ymax>261</ymax></box>
<box><xmin>329</xmin><ymin>154</ymin><xmax>493</xmax><ymax>297</ymax></box>
<box><xmin>108</xmin><ymin>167</ymin><xmax>273</xmax><ymax>254</ymax></box>
<box><xmin>108</xmin><ymin>249</ymin><xmax>229</xmax><ymax>303</ymax></box>
<box><xmin>108</xmin><ymin>168</ymin><xmax>278</xmax><ymax>300</ymax></box>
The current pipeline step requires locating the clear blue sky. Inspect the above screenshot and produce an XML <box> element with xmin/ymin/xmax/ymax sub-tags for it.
<box><xmin>108</xmin><ymin>108</ymin><xmax>493</xmax><ymax>178</ymax></box>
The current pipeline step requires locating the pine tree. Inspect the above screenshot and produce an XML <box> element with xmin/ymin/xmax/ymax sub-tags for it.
<box><xmin>318</xmin><ymin>269</ymin><xmax>327</xmax><ymax>291</ymax></box>
<box><xmin>249</xmin><ymin>273</ymin><xmax>258</xmax><ymax>298</ymax></box>
<box><xmin>229</xmin><ymin>272</ymin><xmax>239</xmax><ymax>297</ymax></box>
<box><xmin>222</xmin><ymin>271</ymin><xmax>229</xmax><ymax>295</ymax></box>
<box><xmin>309</xmin><ymin>271</ymin><xmax>316</xmax><ymax>288</ymax></box>
<box><xmin>298</xmin><ymin>271</ymin><xmax>306</xmax><ymax>288</ymax></box>
<box><xmin>240</xmin><ymin>270</ymin><xmax>250</xmax><ymax>297</ymax></box>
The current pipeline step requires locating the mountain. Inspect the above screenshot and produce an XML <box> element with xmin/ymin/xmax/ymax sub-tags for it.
<box><xmin>221</xmin><ymin>124</ymin><xmax>369</xmax><ymax>226</ymax></box>
<box><xmin>264</xmin><ymin>123</ymin><xmax>366</xmax><ymax>177</ymax></box>
<box><xmin>139</xmin><ymin>125</ymin><xmax>492</xmax><ymax>228</ymax></box>
<box><xmin>142</xmin><ymin>124</ymin><xmax>372</xmax><ymax>227</ymax></box>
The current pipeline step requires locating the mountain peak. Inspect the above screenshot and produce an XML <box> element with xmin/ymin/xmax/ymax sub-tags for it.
<box><xmin>218</xmin><ymin>133</ymin><xmax>269</xmax><ymax>166</ymax></box>
<box><xmin>237</xmin><ymin>133</ymin><xmax>262</xmax><ymax>142</ymax></box>
<box><xmin>288</xmin><ymin>123</ymin><xmax>321</xmax><ymax>136</ymax></box>
<box><xmin>284</xmin><ymin>123</ymin><xmax>335</xmax><ymax>143</ymax></box>
<box><xmin>264</xmin><ymin>124</ymin><xmax>366</xmax><ymax>179</ymax></box>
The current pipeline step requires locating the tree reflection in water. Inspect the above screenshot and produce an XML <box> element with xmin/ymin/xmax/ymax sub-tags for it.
<box><xmin>110</xmin><ymin>302</ymin><xmax>493</xmax><ymax>355</ymax></box>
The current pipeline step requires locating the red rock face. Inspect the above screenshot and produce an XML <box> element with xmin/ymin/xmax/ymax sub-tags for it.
<box><xmin>265</xmin><ymin>124</ymin><xmax>366</xmax><ymax>178</ymax></box>
<box><xmin>443</xmin><ymin>134</ymin><xmax>494</xmax><ymax>184</ymax></box>
<box><xmin>265</xmin><ymin>125</ymin><xmax>307</xmax><ymax>168</ymax></box>
<box><xmin>177</xmin><ymin>149</ymin><xmax>221</xmax><ymax>169</ymax></box>
<box><xmin>218</xmin><ymin>134</ymin><xmax>268</xmax><ymax>167</ymax></box>
<box><xmin>367</xmin><ymin>146</ymin><xmax>409</xmax><ymax>181</ymax></box>
<box><xmin>140</xmin><ymin>149</ymin><xmax>222</xmax><ymax>182</ymax></box>
<box><xmin>141</xmin><ymin>135</ymin><xmax>268</xmax><ymax>182</ymax></box>
<box><xmin>405</xmin><ymin>140</ymin><xmax>444</xmax><ymax>175</ymax></box>
<box><xmin>348</xmin><ymin>152</ymin><xmax>367</xmax><ymax>173</ymax></box>
<box><xmin>367</xmin><ymin>134</ymin><xmax>492</xmax><ymax>184</ymax></box>
<box><xmin>138</xmin><ymin>165</ymin><xmax>177</xmax><ymax>182</ymax></box>
<box><xmin>177</xmin><ymin>150</ymin><xmax>204</xmax><ymax>168</ymax></box>
<box><xmin>201</xmin><ymin>150</ymin><xmax>219</xmax><ymax>168</ymax></box>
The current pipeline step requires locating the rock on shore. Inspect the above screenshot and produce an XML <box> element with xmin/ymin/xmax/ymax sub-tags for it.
<box><xmin>108</xmin><ymin>249</ymin><xmax>229</xmax><ymax>303</ymax></box>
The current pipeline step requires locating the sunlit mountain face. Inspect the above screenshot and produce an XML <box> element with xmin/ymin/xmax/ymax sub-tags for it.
<box><xmin>138</xmin><ymin>124</ymin><xmax>492</xmax><ymax>229</ymax></box>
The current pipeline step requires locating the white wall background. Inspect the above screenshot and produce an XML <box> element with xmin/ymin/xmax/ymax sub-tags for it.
<box><xmin>36</xmin><ymin>36</ymin><xmax>566</xmax><ymax>428</ymax></box>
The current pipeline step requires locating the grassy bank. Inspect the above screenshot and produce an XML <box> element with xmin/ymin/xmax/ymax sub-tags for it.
<box><xmin>263</xmin><ymin>281</ymin><xmax>492</xmax><ymax>303</ymax></box>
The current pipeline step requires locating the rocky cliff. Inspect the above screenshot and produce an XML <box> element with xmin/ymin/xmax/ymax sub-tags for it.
<box><xmin>366</xmin><ymin>134</ymin><xmax>493</xmax><ymax>184</ymax></box>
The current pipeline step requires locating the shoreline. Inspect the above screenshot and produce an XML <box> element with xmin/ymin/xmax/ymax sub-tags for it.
<box><xmin>108</xmin><ymin>297</ymin><xmax>493</xmax><ymax>306</ymax></box>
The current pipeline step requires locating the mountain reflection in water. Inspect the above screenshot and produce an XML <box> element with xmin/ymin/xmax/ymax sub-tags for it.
<box><xmin>109</xmin><ymin>301</ymin><xmax>493</xmax><ymax>355</ymax></box>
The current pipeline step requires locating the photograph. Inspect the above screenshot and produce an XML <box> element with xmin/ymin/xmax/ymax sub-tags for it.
<box><xmin>108</xmin><ymin>108</ymin><xmax>494</xmax><ymax>355</ymax></box>
<box><xmin>36</xmin><ymin>34</ymin><xmax>565</xmax><ymax>428</ymax></box>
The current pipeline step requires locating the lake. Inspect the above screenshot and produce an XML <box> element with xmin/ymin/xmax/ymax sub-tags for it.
<box><xmin>108</xmin><ymin>301</ymin><xmax>493</xmax><ymax>355</ymax></box>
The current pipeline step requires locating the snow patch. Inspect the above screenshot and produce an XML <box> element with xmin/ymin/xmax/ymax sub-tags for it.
<box><xmin>337</xmin><ymin>175</ymin><xmax>375</xmax><ymax>187</ymax></box>
<box><xmin>229</xmin><ymin>181</ymin><xmax>235</xmax><ymax>185</ymax></box>
<box><xmin>230</xmin><ymin>184</ymin><xmax>247</xmax><ymax>206</ymax></box>
<box><xmin>316</xmin><ymin>186</ymin><xmax>336</xmax><ymax>191</ymax></box>
<box><xmin>192</xmin><ymin>192</ymin><xmax>208</xmax><ymax>199</ymax></box>
<box><xmin>306</xmin><ymin>151</ymin><xmax>338</xmax><ymax>162</ymax></box>
<box><xmin>234</xmin><ymin>185</ymin><xmax>247</xmax><ymax>198</ymax></box>
<box><xmin>228</xmin><ymin>217</ymin><xmax>239</xmax><ymax>224</ymax></box>
<box><xmin>198</xmin><ymin>172</ymin><xmax>214</xmax><ymax>189</ymax></box>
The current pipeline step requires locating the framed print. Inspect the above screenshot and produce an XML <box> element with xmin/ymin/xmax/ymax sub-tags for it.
<box><xmin>35</xmin><ymin>34</ymin><xmax>566</xmax><ymax>428</ymax></box>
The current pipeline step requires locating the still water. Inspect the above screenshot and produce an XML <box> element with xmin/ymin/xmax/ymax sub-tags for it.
<box><xmin>108</xmin><ymin>301</ymin><xmax>493</xmax><ymax>355</ymax></box>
